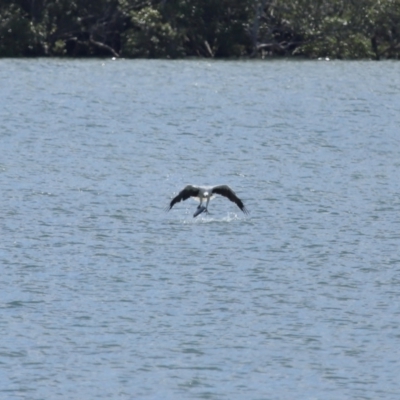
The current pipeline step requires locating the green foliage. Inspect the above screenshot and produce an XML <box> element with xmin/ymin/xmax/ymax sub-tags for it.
<box><xmin>1</xmin><ymin>0</ymin><xmax>400</xmax><ymax>58</ymax></box>
<box><xmin>122</xmin><ymin>6</ymin><xmax>185</xmax><ymax>57</ymax></box>
<box><xmin>0</xmin><ymin>4</ymin><xmax>42</xmax><ymax>56</ymax></box>
<box><xmin>295</xmin><ymin>14</ymin><xmax>376</xmax><ymax>59</ymax></box>
<box><xmin>166</xmin><ymin>0</ymin><xmax>253</xmax><ymax>57</ymax></box>
<box><xmin>261</xmin><ymin>0</ymin><xmax>400</xmax><ymax>59</ymax></box>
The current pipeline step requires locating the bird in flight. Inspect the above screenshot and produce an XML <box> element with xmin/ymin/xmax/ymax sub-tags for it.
<box><xmin>167</xmin><ymin>184</ymin><xmax>249</xmax><ymax>217</ymax></box>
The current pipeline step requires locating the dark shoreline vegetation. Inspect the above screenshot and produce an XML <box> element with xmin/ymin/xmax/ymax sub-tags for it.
<box><xmin>1</xmin><ymin>0</ymin><xmax>400</xmax><ymax>60</ymax></box>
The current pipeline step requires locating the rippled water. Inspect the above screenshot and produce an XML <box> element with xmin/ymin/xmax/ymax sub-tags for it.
<box><xmin>1</xmin><ymin>59</ymin><xmax>400</xmax><ymax>399</ymax></box>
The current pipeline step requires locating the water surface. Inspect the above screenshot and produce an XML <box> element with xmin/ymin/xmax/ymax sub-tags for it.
<box><xmin>1</xmin><ymin>59</ymin><xmax>400</xmax><ymax>399</ymax></box>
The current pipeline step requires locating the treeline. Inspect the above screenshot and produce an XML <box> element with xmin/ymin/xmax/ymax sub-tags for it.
<box><xmin>1</xmin><ymin>0</ymin><xmax>400</xmax><ymax>59</ymax></box>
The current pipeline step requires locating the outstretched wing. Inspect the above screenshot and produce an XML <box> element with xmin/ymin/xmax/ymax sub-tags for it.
<box><xmin>211</xmin><ymin>185</ymin><xmax>249</xmax><ymax>214</ymax></box>
<box><xmin>167</xmin><ymin>185</ymin><xmax>200</xmax><ymax>211</ymax></box>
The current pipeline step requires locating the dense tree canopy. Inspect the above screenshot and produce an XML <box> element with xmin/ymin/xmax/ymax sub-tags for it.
<box><xmin>1</xmin><ymin>0</ymin><xmax>400</xmax><ymax>59</ymax></box>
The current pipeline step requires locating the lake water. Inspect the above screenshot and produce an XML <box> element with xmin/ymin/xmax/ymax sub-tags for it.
<box><xmin>1</xmin><ymin>58</ymin><xmax>400</xmax><ymax>399</ymax></box>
